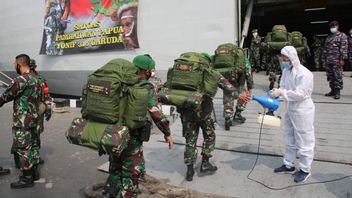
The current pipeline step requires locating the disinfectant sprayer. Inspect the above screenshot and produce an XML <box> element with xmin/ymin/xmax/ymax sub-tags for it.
<box><xmin>252</xmin><ymin>95</ymin><xmax>281</xmax><ymax>127</ymax></box>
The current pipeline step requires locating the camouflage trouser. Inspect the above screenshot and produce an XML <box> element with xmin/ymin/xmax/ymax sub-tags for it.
<box><xmin>182</xmin><ymin>116</ymin><xmax>216</xmax><ymax>165</ymax></box>
<box><xmin>250</xmin><ymin>49</ymin><xmax>261</xmax><ymax>70</ymax></box>
<box><xmin>12</xmin><ymin>127</ymin><xmax>39</xmax><ymax>170</ymax></box>
<box><xmin>108</xmin><ymin>137</ymin><xmax>143</xmax><ymax>198</ymax></box>
<box><xmin>326</xmin><ymin>63</ymin><xmax>343</xmax><ymax>90</ymax></box>
<box><xmin>313</xmin><ymin>49</ymin><xmax>321</xmax><ymax>70</ymax></box>
<box><xmin>268</xmin><ymin>55</ymin><xmax>281</xmax><ymax>86</ymax></box>
<box><xmin>298</xmin><ymin>53</ymin><xmax>307</xmax><ymax>67</ymax></box>
<box><xmin>223</xmin><ymin>90</ymin><xmax>246</xmax><ymax>120</ymax></box>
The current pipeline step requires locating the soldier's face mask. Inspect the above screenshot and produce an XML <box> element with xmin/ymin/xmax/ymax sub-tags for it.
<box><xmin>150</xmin><ymin>69</ymin><xmax>156</xmax><ymax>77</ymax></box>
<box><xmin>252</xmin><ymin>32</ymin><xmax>258</xmax><ymax>37</ymax></box>
<box><xmin>330</xmin><ymin>27</ymin><xmax>337</xmax><ymax>33</ymax></box>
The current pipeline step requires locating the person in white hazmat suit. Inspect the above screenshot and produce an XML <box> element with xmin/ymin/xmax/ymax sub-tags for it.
<box><xmin>271</xmin><ymin>46</ymin><xmax>315</xmax><ymax>183</ymax></box>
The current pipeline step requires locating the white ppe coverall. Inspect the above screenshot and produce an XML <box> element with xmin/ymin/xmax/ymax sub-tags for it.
<box><xmin>279</xmin><ymin>46</ymin><xmax>315</xmax><ymax>173</ymax></box>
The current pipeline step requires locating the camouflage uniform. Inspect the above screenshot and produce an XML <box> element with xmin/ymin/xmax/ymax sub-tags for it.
<box><xmin>0</xmin><ymin>73</ymin><xmax>41</xmax><ymax>170</ymax></box>
<box><xmin>179</xmin><ymin>76</ymin><xmax>235</xmax><ymax>166</ymax></box>
<box><xmin>223</xmin><ymin>58</ymin><xmax>253</xmax><ymax>121</ymax></box>
<box><xmin>250</xmin><ymin>36</ymin><xmax>262</xmax><ymax>72</ymax></box>
<box><xmin>32</xmin><ymin>73</ymin><xmax>53</xmax><ymax>164</ymax></box>
<box><xmin>267</xmin><ymin>52</ymin><xmax>282</xmax><ymax>89</ymax></box>
<box><xmin>312</xmin><ymin>37</ymin><xmax>322</xmax><ymax>70</ymax></box>
<box><xmin>348</xmin><ymin>35</ymin><xmax>352</xmax><ymax>71</ymax></box>
<box><xmin>108</xmin><ymin>83</ymin><xmax>170</xmax><ymax>198</ymax></box>
<box><xmin>323</xmin><ymin>31</ymin><xmax>348</xmax><ymax>91</ymax></box>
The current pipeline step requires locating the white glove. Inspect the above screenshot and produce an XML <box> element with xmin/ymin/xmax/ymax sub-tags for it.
<box><xmin>271</xmin><ymin>88</ymin><xmax>281</xmax><ymax>98</ymax></box>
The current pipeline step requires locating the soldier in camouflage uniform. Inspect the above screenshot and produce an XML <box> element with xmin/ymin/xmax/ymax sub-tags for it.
<box><xmin>105</xmin><ymin>55</ymin><xmax>173</xmax><ymax>198</ymax></box>
<box><xmin>0</xmin><ymin>54</ymin><xmax>41</xmax><ymax>188</ymax></box>
<box><xmin>12</xmin><ymin>59</ymin><xmax>53</xmax><ymax>180</ymax></box>
<box><xmin>179</xmin><ymin>53</ymin><xmax>251</xmax><ymax>181</ymax></box>
<box><xmin>312</xmin><ymin>36</ymin><xmax>323</xmax><ymax>71</ymax></box>
<box><xmin>223</xmin><ymin>57</ymin><xmax>253</xmax><ymax>129</ymax></box>
<box><xmin>250</xmin><ymin>29</ymin><xmax>262</xmax><ymax>72</ymax></box>
<box><xmin>29</xmin><ymin>59</ymin><xmax>53</xmax><ymax>166</ymax></box>
<box><xmin>348</xmin><ymin>29</ymin><xmax>352</xmax><ymax>77</ymax></box>
<box><xmin>322</xmin><ymin>21</ymin><xmax>348</xmax><ymax>99</ymax></box>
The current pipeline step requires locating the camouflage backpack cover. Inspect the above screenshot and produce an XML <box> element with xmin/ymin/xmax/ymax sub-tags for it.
<box><xmin>212</xmin><ymin>43</ymin><xmax>246</xmax><ymax>81</ymax></box>
<box><xmin>159</xmin><ymin>52</ymin><xmax>220</xmax><ymax>109</ymax></box>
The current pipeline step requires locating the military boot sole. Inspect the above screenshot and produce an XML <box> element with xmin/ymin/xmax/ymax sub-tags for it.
<box><xmin>199</xmin><ymin>168</ymin><xmax>218</xmax><ymax>176</ymax></box>
<box><xmin>10</xmin><ymin>181</ymin><xmax>34</xmax><ymax>189</ymax></box>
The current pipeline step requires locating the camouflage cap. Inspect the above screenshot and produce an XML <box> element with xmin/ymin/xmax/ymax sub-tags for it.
<box><xmin>252</xmin><ymin>29</ymin><xmax>258</xmax><ymax>33</ymax></box>
<box><xmin>133</xmin><ymin>55</ymin><xmax>155</xmax><ymax>70</ymax></box>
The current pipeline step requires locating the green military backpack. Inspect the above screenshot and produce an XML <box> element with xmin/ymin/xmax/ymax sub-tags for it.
<box><xmin>81</xmin><ymin>58</ymin><xmax>150</xmax><ymax>128</ymax></box>
<box><xmin>166</xmin><ymin>52</ymin><xmax>218</xmax><ymax>96</ymax></box>
<box><xmin>212</xmin><ymin>43</ymin><xmax>246</xmax><ymax>80</ymax></box>
<box><xmin>291</xmin><ymin>31</ymin><xmax>305</xmax><ymax>48</ymax></box>
<box><xmin>264</xmin><ymin>25</ymin><xmax>291</xmax><ymax>51</ymax></box>
<box><xmin>160</xmin><ymin>52</ymin><xmax>220</xmax><ymax>109</ymax></box>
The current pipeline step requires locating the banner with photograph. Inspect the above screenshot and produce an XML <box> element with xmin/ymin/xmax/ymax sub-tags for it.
<box><xmin>40</xmin><ymin>0</ymin><xmax>139</xmax><ymax>55</ymax></box>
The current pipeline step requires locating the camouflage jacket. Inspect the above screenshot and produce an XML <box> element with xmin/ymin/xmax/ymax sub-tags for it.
<box><xmin>0</xmin><ymin>73</ymin><xmax>41</xmax><ymax>128</ymax></box>
<box><xmin>348</xmin><ymin>36</ymin><xmax>352</xmax><ymax>60</ymax></box>
<box><xmin>323</xmin><ymin>31</ymin><xmax>348</xmax><ymax>64</ymax></box>
<box><xmin>147</xmin><ymin>83</ymin><xmax>171</xmax><ymax>137</ymax></box>
<box><xmin>250</xmin><ymin>36</ymin><xmax>262</xmax><ymax>51</ymax></box>
<box><xmin>179</xmin><ymin>74</ymin><xmax>236</xmax><ymax>121</ymax></box>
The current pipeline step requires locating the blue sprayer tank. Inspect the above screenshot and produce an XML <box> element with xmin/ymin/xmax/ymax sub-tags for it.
<box><xmin>252</xmin><ymin>95</ymin><xmax>280</xmax><ymax>111</ymax></box>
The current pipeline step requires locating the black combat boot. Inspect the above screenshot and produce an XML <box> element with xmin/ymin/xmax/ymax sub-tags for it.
<box><xmin>102</xmin><ymin>175</ymin><xmax>119</xmax><ymax>198</ymax></box>
<box><xmin>233</xmin><ymin>110</ymin><xmax>246</xmax><ymax>123</ymax></box>
<box><xmin>32</xmin><ymin>165</ymin><xmax>40</xmax><ymax>181</ymax></box>
<box><xmin>10</xmin><ymin>170</ymin><xmax>34</xmax><ymax>189</ymax></box>
<box><xmin>200</xmin><ymin>156</ymin><xmax>218</xmax><ymax>174</ymax></box>
<box><xmin>186</xmin><ymin>165</ymin><xmax>195</xmax><ymax>181</ymax></box>
<box><xmin>334</xmin><ymin>89</ymin><xmax>340</xmax><ymax>99</ymax></box>
<box><xmin>0</xmin><ymin>167</ymin><xmax>10</xmax><ymax>176</ymax></box>
<box><xmin>39</xmin><ymin>157</ymin><xmax>45</xmax><ymax>165</ymax></box>
<box><xmin>269</xmin><ymin>82</ymin><xmax>274</xmax><ymax>90</ymax></box>
<box><xmin>325</xmin><ymin>89</ymin><xmax>335</xmax><ymax>96</ymax></box>
<box><xmin>14</xmin><ymin>153</ymin><xmax>20</xmax><ymax>169</ymax></box>
<box><xmin>224</xmin><ymin>118</ymin><xmax>232</xmax><ymax>131</ymax></box>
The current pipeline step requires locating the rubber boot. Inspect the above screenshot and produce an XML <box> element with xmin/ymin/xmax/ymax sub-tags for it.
<box><xmin>32</xmin><ymin>165</ymin><xmax>40</xmax><ymax>181</ymax></box>
<box><xmin>334</xmin><ymin>89</ymin><xmax>340</xmax><ymax>99</ymax></box>
<box><xmin>10</xmin><ymin>170</ymin><xmax>34</xmax><ymax>189</ymax></box>
<box><xmin>269</xmin><ymin>82</ymin><xmax>274</xmax><ymax>90</ymax></box>
<box><xmin>325</xmin><ymin>89</ymin><xmax>335</xmax><ymax>96</ymax></box>
<box><xmin>0</xmin><ymin>167</ymin><xmax>10</xmax><ymax>176</ymax></box>
<box><xmin>200</xmin><ymin>156</ymin><xmax>218</xmax><ymax>174</ymax></box>
<box><xmin>233</xmin><ymin>110</ymin><xmax>246</xmax><ymax>123</ymax></box>
<box><xmin>186</xmin><ymin>165</ymin><xmax>195</xmax><ymax>181</ymax></box>
<box><xmin>225</xmin><ymin>118</ymin><xmax>232</xmax><ymax>131</ymax></box>
<box><xmin>14</xmin><ymin>153</ymin><xmax>20</xmax><ymax>169</ymax></box>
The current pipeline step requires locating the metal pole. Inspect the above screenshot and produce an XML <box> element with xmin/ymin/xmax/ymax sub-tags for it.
<box><xmin>237</xmin><ymin>0</ymin><xmax>241</xmax><ymax>46</ymax></box>
<box><xmin>0</xmin><ymin>71</ymin><xmax>13</xmax><ymax>81</ymax></box>
<box><xmin>240</xmin><ymin>0</ymin><xmax>254</xmax><ymax>48</ymax></box>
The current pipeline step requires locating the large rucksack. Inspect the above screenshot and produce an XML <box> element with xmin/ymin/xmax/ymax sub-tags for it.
<box><xmin>166</xmin><ymin>52</ymin><xmax>219</xmax><ymax>97</ymax></box>
<box><xmin>291</xmin><ymin>31</ymin><xmax>305</xmax><ymax>48</ymax></box>
<box><xmin>265</xmin><ymin>25</ymin><xmax>291</xmax><ymax>51</ymax></box>
<box><xmin>81</xmin><ymin>58</ymin><xmax>150</xmax><ymax>128</ymax></box>
<box><xmin>159</xmin><ymin>52</ymin><xmax>219</xmax><ymax>109</ymax></box>
<box><xmin>212</xmin><ymin>43</ymin><xmax>246</xmax><ymax>80</ymax></box>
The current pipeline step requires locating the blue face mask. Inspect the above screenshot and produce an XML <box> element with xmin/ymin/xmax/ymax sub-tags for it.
<box><xmin>281</xmin><ymin>61</ymin><xmax>292</xmax><ymax>70</ymax></box>
<box><xmin>330</xmin><ymin>27</ymin><xmax>337</xmax><ymax>33</ymax></box>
